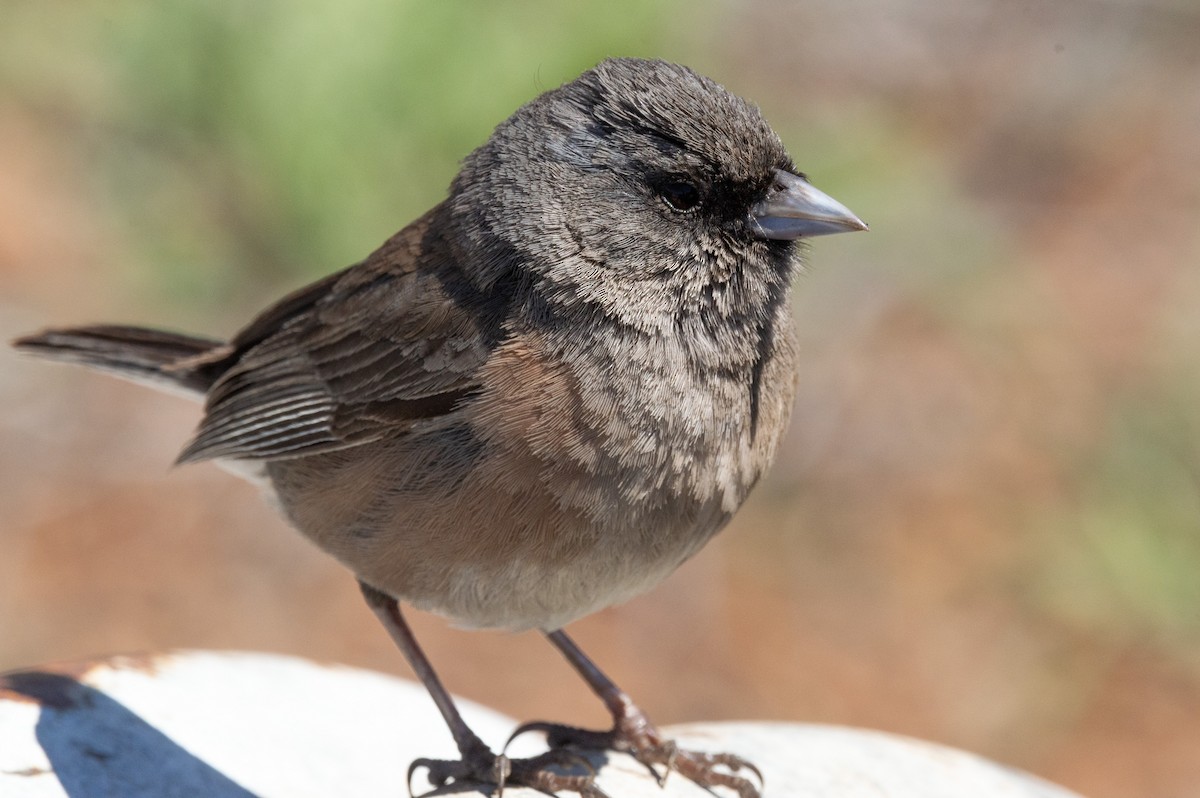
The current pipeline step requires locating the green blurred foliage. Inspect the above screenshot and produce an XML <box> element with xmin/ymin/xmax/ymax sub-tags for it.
<box><xmin>2</xmin><ymin>0</ymin><xmax>699</xmax><ymax>315</ymax></box>
<box><xmin>1037</xmin><ymin>387</ymin><xmax>1200</xmax><ymax>646</ymax></box>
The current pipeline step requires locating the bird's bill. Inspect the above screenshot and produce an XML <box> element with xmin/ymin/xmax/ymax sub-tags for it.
<box><xmin>750</xmin><ymin>169</ymin><xmax>868</xmax><ymax>240</ymax></box>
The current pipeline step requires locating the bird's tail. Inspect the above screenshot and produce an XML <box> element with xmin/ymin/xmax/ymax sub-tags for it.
<box><xmin>12</xmin><ymin>324</ymin><xmax>231</xmax><ymax>397</ymax></box>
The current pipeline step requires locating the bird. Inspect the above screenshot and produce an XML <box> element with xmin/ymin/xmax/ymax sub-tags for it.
<box><xmin>13</xmin><ymin>57</ymin><xmax>866</xmax><ymax>797</ymax></box>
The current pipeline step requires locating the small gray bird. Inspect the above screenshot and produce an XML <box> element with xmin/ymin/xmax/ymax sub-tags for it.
<box><xmin>14</xmin><ymin>58</ymin><xmax>865</xmax><ymax>797</ymax></box>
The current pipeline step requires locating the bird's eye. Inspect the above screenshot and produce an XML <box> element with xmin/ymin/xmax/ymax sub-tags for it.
<box><xmin>658</xmin><ymin>180</ymin><xmax>701</xmax><ymax>212</ymax></box>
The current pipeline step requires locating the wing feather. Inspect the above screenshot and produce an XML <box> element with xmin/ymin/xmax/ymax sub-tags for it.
<box><xmin>177</xmin><ymin>207</ymin><xmax>506</xmax><ymax>463</ymax></box>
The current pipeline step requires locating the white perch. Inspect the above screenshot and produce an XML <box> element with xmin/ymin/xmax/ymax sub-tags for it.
<box><xmin>0</xmin><ymin>650</ymin><xmax>1085</xmax><ymax>798</ymax></box>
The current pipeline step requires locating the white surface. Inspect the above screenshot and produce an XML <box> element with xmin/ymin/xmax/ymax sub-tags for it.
<box><xmin>0</xmin><ymin>650</ymin><xmax>1085</xmax><ymax>798</ymax></box>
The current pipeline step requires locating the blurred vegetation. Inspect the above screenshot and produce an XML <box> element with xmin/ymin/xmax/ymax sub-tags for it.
<box><xmin>1035</xmin><ymin>388</ymin><xmax>1200</xmax><ymax>646</ymax></box>
<box><xmin>1</xmin><ymin>0</ymin><xmax>699</xmax><ymax>316</ymax></box>
<box><xmin>3</xmin><ymin>3</ymin><xmax>1199</xmax><ymax>797</ymax></box>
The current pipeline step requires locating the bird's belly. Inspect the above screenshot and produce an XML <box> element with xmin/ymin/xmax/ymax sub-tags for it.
<box><xmin>265</xmin><ymin>437</ymin><xmax>730</xmax><ymax>631</ymax></box>
<box><xmin>403</xmin><ymin>511</ymin><xmax>720</xmax><ymax>631</ymax></box>
<box><xmin>344</xmin><ymin>493</ymin><xmax>725</xmax><ymax>632</ymax></box>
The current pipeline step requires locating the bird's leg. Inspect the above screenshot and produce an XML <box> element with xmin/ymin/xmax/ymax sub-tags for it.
<box><xmin>359</xmin><ymin>583</ymin><xmax>606</xmax><ymax>797</ymax></box>
<box><xmin>507</xmin><ymin>629</ymin><xmax>762</xmax><ymax>798</ymax></box>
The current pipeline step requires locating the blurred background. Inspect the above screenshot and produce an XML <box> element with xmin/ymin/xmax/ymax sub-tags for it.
<box><xmin>2</xmin><ymin>2</ymin><xmax>1198</xmax><ymax>796</ymax></box>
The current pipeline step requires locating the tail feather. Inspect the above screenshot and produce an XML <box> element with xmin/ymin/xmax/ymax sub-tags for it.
<box><xmin>12</xmin><ymin>324</ymin><xmax>230</xmax><ymax>396</ymax></box>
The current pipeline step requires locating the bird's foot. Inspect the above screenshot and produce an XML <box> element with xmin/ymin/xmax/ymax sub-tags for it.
<box><xmin>509</xmin><ymin>709</ymin><xmax>762</xmax><ymax>798</ymax></box>
<box><xmin>409</xmin><ymin>740</ymin><xmax>609</xmax><ymax>798</ymax></box>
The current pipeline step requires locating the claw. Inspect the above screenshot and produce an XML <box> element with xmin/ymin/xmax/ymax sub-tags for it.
<box><xmin>407</xmin><ymin>757</ymin><xmax>435</xmax><ymax>795</ymax></box>
<box><xmin>407</xmin><ymin>760</ymin><xmax>419</xmax><ymax>798</ymax></box>
<box><xmin>506</xmin><ymin>720</ymin><xmax>602</xmax><ymax>752</ymax></box>
<box><xmin>710</xmin><ymin>751</ymin><xmax>763</xmax><ymax>784</ymax></box>
<box><xmin>405</xmin><ymin>748</ymin><xmax>606</xmax><ymax>798</ymax></box>
<box><xmin>510</xmin><ymin>717</ymin><xmax>763</xmax><ymax>798</ymax></box>
<box><xmin>504</xmin><ymin>720</ymin><xmax>558</xmax><ymax>750</ymax></box>
<box><xmin>493</xmin><ymin>753</ymin><xmax>511</xmax><ymax>796</ymax></box>
<box><xmin>668</xmin><ymin>750</ymin><xmax>764</xmax><ymax>798</ymax></box>
<box><xmin>655</xmin><ymin>740</ymin><xmax>677</xmax><ymax>787</ymax></box>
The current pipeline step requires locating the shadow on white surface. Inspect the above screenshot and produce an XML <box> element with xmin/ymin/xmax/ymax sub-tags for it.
<box><xmin>0</xmin><ymin>651</ymin><xmax>1086</xmax><ymax>798</ymax></box>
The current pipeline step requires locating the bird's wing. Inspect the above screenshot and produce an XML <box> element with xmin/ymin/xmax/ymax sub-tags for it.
<box><xmin>177</xmin><ymin>210</ymin><xmax>503</xmax><ymax>463</ymax></box>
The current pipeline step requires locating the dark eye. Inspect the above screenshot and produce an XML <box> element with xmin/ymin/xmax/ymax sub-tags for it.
<box><xmin>658</xmin><ymin>180</ymin><xmax>701</xmax><ymax>212</ymax></box>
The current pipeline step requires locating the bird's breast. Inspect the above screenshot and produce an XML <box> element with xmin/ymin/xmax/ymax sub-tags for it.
<box><xmin>472</xmin><ymin>326</ymin><xmax>776</xmax><ymax>518</ymax></box>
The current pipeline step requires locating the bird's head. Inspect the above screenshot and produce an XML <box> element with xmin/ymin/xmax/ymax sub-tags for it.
<box><xmin>448</xmin><ymin>58</ymin><xmax>866</xmax><ymax>329</ymax></box>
